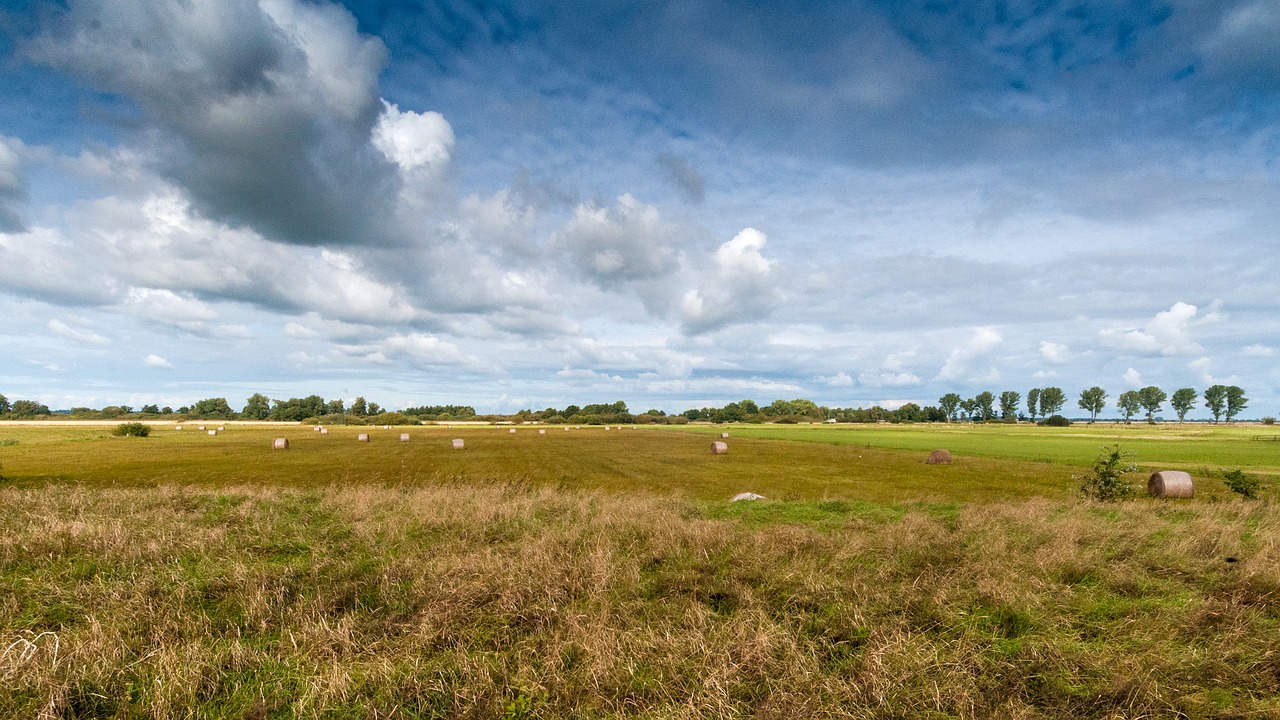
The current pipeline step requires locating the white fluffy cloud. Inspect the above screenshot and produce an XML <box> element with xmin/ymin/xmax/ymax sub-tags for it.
<box><xmin>936</xmin><ymin>327</ymin><xmax>1002</xmax><ymax>382</ymax></box>
<box><xmin>1123</xmin><ymin>367</ymin><xmax>1143</xmax><ymax>386</ymax></box>
<box><xmin>1099</xmin><ymin>301</ymin><xmax>1218</xmax><ymax>356</ymax></box>
<box><xmin>48</xmin><ymin>319</ymin><xmax>109</xmax><ymax>345</ymax></box>
<box><xmin>680</xmin><ymin>227</ymin><xmax>780</xmax><ymax>333</ymax></box>
<box><xmin>144</xmin><ymin>354</ymin><xmax>173</xmax><ymax>368</ymax></box>
<box><xmin>1039</xmin><ymin>340</ymin><xmax>1069</xmax><ymax>364</ymax></box>
<box><xmin>557</xmin><ymin>194</ymin><xmax>678</xmax><ymax>284</ymax></box>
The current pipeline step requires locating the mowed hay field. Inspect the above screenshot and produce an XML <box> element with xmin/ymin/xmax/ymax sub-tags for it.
<box><xmin>1</xmin><ymin>423</ymin><xmax>1279</xmax><ymax>718</ymax></box>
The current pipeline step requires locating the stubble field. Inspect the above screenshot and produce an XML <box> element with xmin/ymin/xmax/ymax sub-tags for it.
<box><xmin>1</xmin><ymin>422</ymin><xmax>1277</xmax><ymax>718</ymax></box>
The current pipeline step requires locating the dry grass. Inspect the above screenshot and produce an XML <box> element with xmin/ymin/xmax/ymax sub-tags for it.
<box><xmin>2</xmin><ymin>482</ymin><xmax>1278</xmax><ymax>718</ymax></box>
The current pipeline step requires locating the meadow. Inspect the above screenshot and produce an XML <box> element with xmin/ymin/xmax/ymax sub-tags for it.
<box><xmin>1</xmin><ymin>422</ymin><xmax>1277</xmax><ymax>718</ymax></box>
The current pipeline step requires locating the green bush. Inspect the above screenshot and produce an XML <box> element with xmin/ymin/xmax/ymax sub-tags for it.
<box><xmin>1262</xmin><ymin>416</ymin><xmax>1276</xmax><ymax>426</ymax></box>
<box><xmin>1077</xmin><ymin>445</ymin><xmax>1138</xmax><ymax>501</ymax></box>
<box><xmin>1222</xmin><ymin>468</ymin><xmax>1261</xmax><ymax>499</ymax></box>
<box><xmin>112</xmin><ymin>422</ymin><xmax>151</xmax><ymax>437</ymax></box>
<box><xmin>1038</xmin><ymin>414</ymin><xmax>1072</xmax><ymax>427</ymax></box>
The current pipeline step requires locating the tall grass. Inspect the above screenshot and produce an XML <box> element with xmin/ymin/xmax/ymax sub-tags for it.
<box><xmin>2</xmin><ymin>482</ymin><xmax>1277</xmax><ymax>718</ymax></box>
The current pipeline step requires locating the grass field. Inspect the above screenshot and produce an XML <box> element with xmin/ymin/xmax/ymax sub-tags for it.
<box><xmin>1</xmin><ymin>422</ymin><xmax>1277</xmax><ymax>718</ymax></box>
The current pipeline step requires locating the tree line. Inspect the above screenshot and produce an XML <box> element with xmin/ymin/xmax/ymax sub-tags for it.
<box><xmin>0</xmin><ymin>385</ymin><xmax>1262</xmax><ymax>425</ymax></box>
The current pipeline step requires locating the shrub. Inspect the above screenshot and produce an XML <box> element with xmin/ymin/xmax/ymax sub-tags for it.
<box><xmin>112</xmin><ymin>422</ymin><xmax>151</xmax><ymax>437</ymax></box>
<box><xmin>1077</xmin><ymin>444</ymin><xmax>1138</xmax><ymax>501</ymax></box>
<box><xmin>1039</xmin><ymin>414</ymin><xmax>1072</xmax><ymax>427</ymax></box>
<box><xmin>1222</xmin><ymin>468</ymin><xmax>1262</xmax><ymax>499</ymax></box>
<box><xmin>1263</xmin><ymin>416</ymin><xmax>1276</xmax><ymax>426</ymax></box>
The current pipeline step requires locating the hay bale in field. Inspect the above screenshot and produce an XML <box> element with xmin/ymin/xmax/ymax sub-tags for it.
<box><xmin>538</xmin><ymin>429</ymin><xmax>546</xmax><ymax>435</ymax></box>
<box><xmin>721</xmin><ymin>432</ymin><xmax>730</xmax><ymax>438</ymax></box>
<box><xmin>509</xmin><ymin>428</ymin><xmax>517</xmax><ymax>434</ymax></box>
<box><xmin>925</xmin><ymin>449</ymin><xmax>953</xmax><ymax>465</ymax></box>
<box><xmin>198</xmin><ymin>425</ymin><xmax>206</xmax><ymax>430</ymax></box>
<box><xmin>218</xmin><ymin>426</ymin><xmax>225</xmax><ymax>431</ymax></box>
<box><xmin>272</xmin><ymin>438</ymin><xmax>289</xmax><ymax>450</ymax></box>
<box><xmin>357</xmin><ymin>433</ymin><xmax>370</xmax><ymax>442</ymax></box>
<box><xmin>451</xmin><ymin>438</ymin><xmax>465</xmax><ymax>450</ymax></box>
<box><xmin>731</xmin><ymin>492</ymin><xmax>766</xmax><ymax>502</ymax></box>
<box><xmin>711</xmin><ymin>441</ymin><xmax>728</xmax><ymax>455</ymax></box>
<box><xmin>207</xmin><ymin>430</ymin><xmax>217</xmax><ymax>436</ymax></box>
<box><xmin>399</xmin><ymin>433</ymin><xmax>411</xmax><ymax>442</ymax></box>
<box><xmin>1149</xmin><ymin>470</ymin><xmax>1194</xmax><ymax>498</ymax></box>
<box><xmin>175</xmin><ymin>426</ymin><xmax>183</xmax><ymax>430</ymax></box>
<box><xmin>319</xmin><ymin>428</ymin><xmax>329</xmax><ymax>435</ymax></box>
<box><xmin>313</xmin><ymin>426</ymin><xmax>322</xmax><ymax>432</ymax></box>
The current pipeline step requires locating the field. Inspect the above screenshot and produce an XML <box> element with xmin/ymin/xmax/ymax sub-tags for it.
<box><xmin>1</xmin><ymin>422</ymin><xmax>1278</xmax><ymax>718</ymax></box>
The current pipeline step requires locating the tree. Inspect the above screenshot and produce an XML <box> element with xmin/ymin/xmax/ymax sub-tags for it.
<box><xmin>1039</xmin><ymin>387</ymin><xmax>1066</xmax><ymax>418</ymax></box>
<box><xmin>1225</xmin><ymin>386</ymin><xmax>1248</xmax><ymax>422</ymax></box>
<box><xmin>327</xmin><ymin>398</ymin><xmax>345</xmax><ymax>415</ymax></box>
<box><xmin>190</xmin><ymin>397</ymin><xmax>233</xmax><ymax>418</ymax></box>
<box><xmin>894</xmin><ymin>402</ymin><xmax>924</xmax><ymax>422</ymax></box>
<box><xmin>10</xmin><ymin>400</ymin><xmax>51</xmax><ymax>417</ymax></box>
<box><xmin>1204</xmin><ymin>385</ymin><xmax>1227</xmax><ymax>423</ymax></box>
<box><xmin>959</xmin><ymin>398</ymin><xmax>977</xmax><ymax>421</ymax></box>
<box><xmin>999</xmin><ymin>391</ymin><xmax>1021</xmax><ymax>420</ymax></box>
<box><xmin>1137</xmin><ymin>386</ymin><xmax>1167</xmax><ymax>423</ymax></box>
<box><xmin>1169</xmin><ymin>388</ymin><xmax>1197</xmax><ymax>423</ymax></box>
<box><xmin>141</xmin><ymin>404</ymin><xmax>160</xmax><ymax>414</ymax></box>
<box><xmin>242</xmin><ymin>393</ymin><xmax>271</xmax><ymax>420</ymax></box>
<box><xmin>0</xmin><ymin>393</ymin><xmax>9</xmax><ymax>414</ymax></box>
<box><xmin>1117</xmin><ymin>391</ymin><xmax>1140</xmax><ymax>424</ymax></box>
<box><xmin>1026</xmin><ymin>388</ymin><xmax>1041</xmax><ymax>421</ymax></box>
<box><xmin>1078</xmin><ymin>386</ymin><xmax>1107</xmax><ymax>423</ymax></box>
<box><xmin>938</xmin><ymin>393</ymin><xmax>962</xmax><ymax>422</ymax></box>
<box><xmin>351</xmin><ymin>397</ymin><xmax>368</xmax><ymax>417</ymax></box>
<box><xmin>974</xmin><ymin>391</ymin><xmax>996</xmax><ymax>422</ymax></box>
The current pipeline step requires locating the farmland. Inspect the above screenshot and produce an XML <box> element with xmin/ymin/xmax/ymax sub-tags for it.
<box><xmin>1</xmin><ymin>422</ymin><xmax>1278</xmax><ymax>718</ymax></box>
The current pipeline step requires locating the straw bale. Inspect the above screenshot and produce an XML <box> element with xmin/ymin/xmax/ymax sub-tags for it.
<box><xmin>272</xmin><ymin>438</ymin><xmax>289</xmax><ymax>450</ymax></box>
<box><xmin>509</xmin><ymin>428</ymin><xmax>517</xmax><ymax>434</ymax></box>
<box><xmin>538</xmin><ymin>429</ymin><xmax>546</xmax><ymax>435</ymax></box>
<box><xmin>451</xmin><ymin>438</ymin><xmax>465</xmax><ymax>450</ymax></box>
<box><xmin>731</xmin><ymin>492</ymin><xmax>766</xmax><ymax>502</ymax></box>
<box><xmin>319</xmin><ymin>428</ymin><xmax>329</xmax><ymax>435</ymax></box>
<box><xmin>925</xmin><ymin>449</ymin><xmax>952</xmax><ymax>465</ymax></box>
<box><xmin>711</xmin><ymin>441</ymin><xmax>729</xmax><ymax>455</ymax></box>
<box><xmin>721</xmin><ymin>432</ymin><xmax>730</xmax><ymax>438</ymax></box>
<box><xmin>357</xmin><ymin>433</ymin><xmax>370</xmax><ymax>442</ymax></box>
<box><xmin>207</xmin><ymin>430</ymin><xmax>217</xmax><ymax>436</ymax></box>
<box><xmin>1148</xmin><ymin>470</ymin><xmax>1194</xmax><ymax>498</ymax></box>
<box><xmin>399</xmin><ymin>433</ymin><xmax>411</xmax><ymax>442</ymax></box>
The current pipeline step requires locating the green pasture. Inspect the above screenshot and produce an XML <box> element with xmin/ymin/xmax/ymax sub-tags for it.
<box><xmin>0</xmin><ymin>421</ymin><xmax>1272</xmax><ymax>502</ymax></box>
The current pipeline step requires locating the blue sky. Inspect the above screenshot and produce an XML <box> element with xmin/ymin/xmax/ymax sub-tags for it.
<box><xmin>0</xmin><ymin>0</ymin><xmax>1276</xmax><ymax>417</ymax></box>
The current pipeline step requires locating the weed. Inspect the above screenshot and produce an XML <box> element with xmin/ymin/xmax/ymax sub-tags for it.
<box><xmin>1077</xmin><ymin>445</ymin><xmax>1139</xmax><ymax>501</ymax></box>
<box><xmin>1222</xmin><ymin>468</ymin><xmax>1262</xmax><ymax>499</ymax></box>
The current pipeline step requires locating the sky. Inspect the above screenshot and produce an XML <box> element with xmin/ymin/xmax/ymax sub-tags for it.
<box><xmin>0</xmin><ymin>0</ymin><xmax>1277</xmax><ymax>418</ymax></box>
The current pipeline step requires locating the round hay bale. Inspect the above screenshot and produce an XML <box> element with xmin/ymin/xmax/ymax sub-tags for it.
<box><xmin>175</xmin><ymin>426</ymin><xmax>183</xmax><ymax>430</ymax></box>
<box><xmin>319</xmin><ymin>427</ymin><xmax>329</xmax><ymax>435</ymax></box>
<box><xmin>272</xmin><ymin>438</ymin><xmax>289</xmax><ymax>450</ymax></box>
<box><xmin>399</xmin><ymin>433</ymin><xmax>411</xmax><ymax>442</ymax></box>
<box><xmin>1149</xmin><ymin>471</ymin><xmax>1194</xmax><ymax>498</ymax></box>
<box><xmin>198</xmin><ymin>425</ymin><xmax>206</xmax><ymax>430</ymax></box>
<box><xmin>731</xmin><ymin>492</ymin><xmax>766</xmax><ymax>502</ymax></box>
<box><xmin>925</xmin><ymin>449</ymin><xmax>953</xmax><ymax>465</ymax></box>
<box><xmin>207</xmin><ymin>430</ymin><xmax>217</xmax><ymax>436</ymax></box>
<box><xmin>711</xmin><ymin>441</ymin><xmax>729</xmax><ymax>455</ymax></box>
<box><xmin>314</xmin><ymin>426</ymin><xmax>322</xmax><ymax>432</ymax></box>
<box><xmin>218</xmin><ymin>426</ymin><xmax>225</xmax><ymax>431</ymax></box>
<box><xmin>357</xmin><ymin>433</ymin><xmax>370</xmax><ymax>442</ymax></box>
<box><xmin>721</xmin><ymin>432</ymin><xmax>730</xmax><ymax>438</ymax></box>
<box><xmin>509</xmin><ymin>428</ymin><xmax>517</xmax><ymax>434</ymax></box>
<box><xmin>451</xmin><ymin>438</ymin><xmax>465</xmax><ymax>450</ymax></box>
<box><xmin>538</xmin><ymin>429</ymin><xmax>546</xmax><ymax>435</ymax></box>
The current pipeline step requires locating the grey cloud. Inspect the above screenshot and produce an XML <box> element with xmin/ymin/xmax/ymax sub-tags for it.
<box><xmin>555</xmin><ymin>193</ymin><xmax>680</xmax><ymax>286</ymax></box>
<box><xmin>656</xmin><ymin>153</ymin><xmax>705</xmax><ymax>203</ymax></box>
<box><xmin>0</xmin><ymin>136</ymin><xmax>29</xmax><ymax>232</ymax></box>
<box><xmin>29</xmin><ymin>0</ymin><xmax>400</xmax><ymax>248</ymax></box>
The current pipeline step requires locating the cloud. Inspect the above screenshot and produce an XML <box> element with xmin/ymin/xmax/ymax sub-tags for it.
<box><xmin>30</xmin><ymin>0</ymin><xmax>400</xmax><ymax>247</ymax></box>
<box><xmin>1201</xmin><ymin>0</ymin><xmax>1280</xmax><ymax>90</ymax></box>
<box><xmin>936</xmin><ymin>327</ymin><xmax>1001</xmax><ymax>382</ymax></box>
<box><xmin>1243</xmin><ymin>344</ymin><xmax>1274</xmax><ymax>357</ymax></box>
<box><xmin>48</xmin><ymin>318</ymin><xmax>109</xmax><ymax>345</ymax></box>
<box><xmin>1099</xmin><ymin>301</ymin><xmax>1215</xmax><ymax>356</ymax></box>
<box><xmin>656</xmin><ymin>153</ymin><xmax>705</xmax><ymax>203</ymax></box>
<box><xmin>0</xmin><ymin>135</ymin><xmax>29</xmax><ymax>232</ymax></box>
<box><xmin>143</xmin><ymin>354</ymin><xmax>173</xmax><ymax>368</ymax></box>
<box><xmin>557</xmin><ymin>193</ymin><xmax>679</xmax><ymax>285</ymax></box>
<box><xmin>1123</xmin><ymin>367</ymin><xmax>1143</xmax><ymax>387</ymax></box>
<box><xmin>118</xmin><ymin>287</ymin><xmax>219</xmax><ymax>332</ymax></box>
<box><xmin>816</xmin><ymin>371</ymin><xmax>854</xmax><ymax>387</ymax></box>
<box><xmin>1039</xmin><ymin>341</ymin><xmax>1069</xmax><ymax>364</ymax></box>
<box><xmin>681</xmin><ymin>227</ymin><xmax>780</xmax><ymax>334</ymax></box>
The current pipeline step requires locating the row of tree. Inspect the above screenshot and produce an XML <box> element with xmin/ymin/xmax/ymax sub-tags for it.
<box><xmin>0</xmin><ymin>386</ymin><xmax>1257</xmax><ymax>424</ymax></box>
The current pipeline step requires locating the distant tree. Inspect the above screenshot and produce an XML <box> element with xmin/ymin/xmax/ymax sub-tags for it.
<box><xmin>141</xmin><ymin>404</ymin><xmax>160</xmax><ymax>414</ymax></box>
<box><xmin>1137</xmin><ymin>386</ymin><xmax>1167</xmax><ymax>423</ymax></box>
<box><xmin>0</xmin><ymin>393</ymin><xmax>9</xmax><ymax>414</ymax></box>
<box><xmin>1078</xmin><ymin>386</ymin><xmax>1107</xmax><ymax>423</ymax></box>
<box><xmin>367</xmin><ymin>401</ymin><xmax>382</xmax><ymax>416</ymax></box>
<box><xmin>190</xmin><ymin>397</ymin><xmax>234</xmax><ymax>418</ymax></box>
<box><xmin>1203</xmin><ymin>385</ymin><xmax>1228</xmax><ymax>423</ymax></box>
<box><xmin>938</xmin><ymin>393</ymin><xmax>962</xmax><ymax>422</ymax></box>
<box><xmin>738</xmin><ymin>399</ymin><xmax>759</xmax><ymax>415</ymax></box>
<box><xmin>1026</xmin><ymin>388</ymin><xmax>1041</xmax><ymax>421</ymax></box>
<box><xmin>161</xmin><ymin>407</ymin><xmax>173</xmax><ymax>415</ymax></box>
<box><xmin>958</xmin><ymin>397</ymin><xmax>976</xmax><ymax>421</ymax></box>
<box><xmin>1117</xmin><ymin>391</ymin><xmax>1140</xmax><ymax>424</ymax></box>
<box><xmin>1039</xmin><ymin>387</ymin><xmax>1066</xmax><ymax>418</ymax></box>
<box><xmin>894</xmin><ymin>402</ymin><xmax>924</xmax><ymax>422</ymax></box>
<box><xmin>1225</xmin><ymin>386</ymin><xmax>1248</xmax><ymax>422</ymax></box>
<box><xmin>999</xmin><ymin>391</ymin><xmax>1021</xmax><ymax>420</ymax></box>
<box><xmin>1169</xmin><ymin>388</ymin><xmax>1197</xmax><ymax>423</ymax></box>
<box><xmin>351</xmin><ymin>397</ymin><xmax>368</xmax><ymax>417</ymax></box>
<box><xmin>974</xmin><ymin>391</ymin><xmax>996</xmax><ymax>422</ymax></box>
<box><xmin>10</xmin><ymin>400</ymin><xmax>50</xmax><ymax>417</ymax></box>
<box><xmin>242</xmin><ymin>393</ymin><xmax>271</xmax><ymax>420</ymax></box>
<box><xmin>270</xmin><ymin>396</ymin><xmax>326</xmax><ymax>421</ymax></box>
